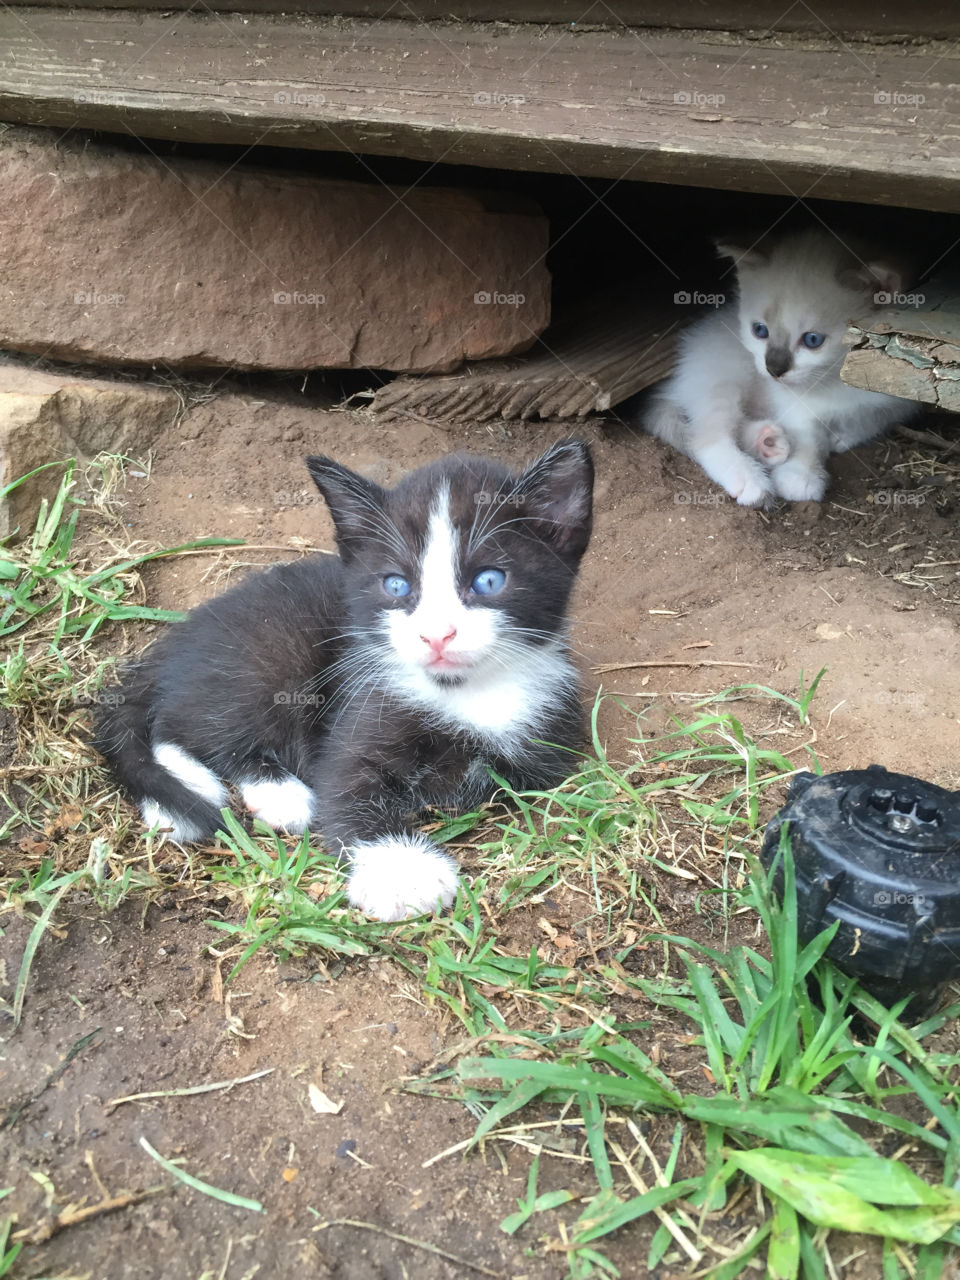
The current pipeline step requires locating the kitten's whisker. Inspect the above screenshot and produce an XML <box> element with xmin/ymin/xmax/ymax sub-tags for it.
<box><xmin>468</xmin><ymin>488</ymin><xmax>532</xmax><ymax>555</ymax></box>
<box><xmin>467</xmin><ymin>477</ymin><xmax>526</xmax><ymax>555</ymax></box>
<box><xmin>345</xmin><ymin>491</ymin><xmax>412</xmax><ymax>564</ymax></box>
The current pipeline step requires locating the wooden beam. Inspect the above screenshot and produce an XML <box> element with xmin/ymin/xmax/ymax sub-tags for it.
<box><xmin>0</xmin><ymin>11</ymin><xmax>958</xmax><ymax>211</ymax></box>
<box><xmin>3</xmin><ymin>0</ymin><xmax>956</xmax><ymax>38</ymax></box>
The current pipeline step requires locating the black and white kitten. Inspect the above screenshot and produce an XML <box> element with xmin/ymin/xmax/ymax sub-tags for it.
<box><xmin>95</xmin><ymin>441</ymin><xmax>594</xmax><ymax>921</ymax></box>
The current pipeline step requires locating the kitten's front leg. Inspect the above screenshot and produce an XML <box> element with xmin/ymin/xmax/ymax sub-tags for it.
<box><xmin>759</xmin><ymin>400</ymin><xmax>831</xmax><ymax>501</ymax></box>
<box><xmin>768</xmin><ymin>424</ymin><xmax>829</xmax><ymax>501</ymax></box>
<box><xmin>691</xmin><ymin>434</ymin><xmax>773</xmax><ymax>507</ymax></box>
<box><xmin>314</xmin><ymin>752</ymin><xmax>459</xmax><ymax>922</ymax></box>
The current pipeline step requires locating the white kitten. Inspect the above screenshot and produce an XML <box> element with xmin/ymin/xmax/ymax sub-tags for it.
<box><xmin>645</xmin><ymin>229</ymin><xmax>919</xmax><ymax>505</ymax></box>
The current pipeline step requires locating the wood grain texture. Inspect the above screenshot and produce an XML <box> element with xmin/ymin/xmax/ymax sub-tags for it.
<box><xmin>372</xmin><ymin>296</ymin><xmax>680</xmax><ymax>422</ymax></box>
<box><xmin>0</xmin><ymin>10</ymin><xmax>958</xmax><ymax>210</ymax></box>
<box><xmin>842</xmin><ymin>278</ymin><xmax>960</xmax><ymax>412</ymax></box>
<box><xmin>4</xmin><ymin>0</ymin><xmax>958</xmax><ymax>37</ymax></box>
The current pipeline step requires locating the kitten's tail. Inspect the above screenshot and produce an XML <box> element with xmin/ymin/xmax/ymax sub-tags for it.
<box><xmin>93</xmin><ymin>663</ymin><xmax>225</xmax><ymax>842</ymax></box>
<box><xmin>643</xmin><ymin>392</ymin><xmax>689</xmax><ymax>449</ymax></box>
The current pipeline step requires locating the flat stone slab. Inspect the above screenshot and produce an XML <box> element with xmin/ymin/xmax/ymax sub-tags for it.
<box><xmin>0</xmin><ymin>360</ymin><xmax>180</xmax><ymax>539</ymax></box>
<box><xmin>0</xmin><ymin>129</ymin><xmax>550</xmax><ymax>374</ymax></box>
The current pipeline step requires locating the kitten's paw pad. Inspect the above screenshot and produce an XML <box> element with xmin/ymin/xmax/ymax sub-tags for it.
<box><xmin>749</xmin><ymin>422</ymin><xmax>791</xmax><ymax>465</ymax></box>
<box><xmin>241</xmin><ymin>775</ymin><xmax>314</xmax><ymax>833</ymax></box>
<box><xmin>347</xmin><ymin>836</ymin><xmax>460</xmax><ymax>921</ymax></box>
<box><xmin>771</xmin><ymin>461</ymin><xmax>827</xmax><ymax>503</ymax></box>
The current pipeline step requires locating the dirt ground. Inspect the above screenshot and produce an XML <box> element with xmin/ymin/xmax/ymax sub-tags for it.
<box><xmin>2</xmin><ymin>386</ymin><xmax>960</xmax><ymax>1279</ymax></box>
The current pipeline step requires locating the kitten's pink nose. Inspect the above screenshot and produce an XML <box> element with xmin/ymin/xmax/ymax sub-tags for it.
<box><xmin>421</xmin><ymin>627</ymin><xmax>457</xmax><ymax>655</ymax></box>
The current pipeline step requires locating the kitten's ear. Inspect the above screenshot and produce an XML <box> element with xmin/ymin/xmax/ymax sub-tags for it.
<box><xmin>516</xmin><ymin>439</ymin><xmax>594</xmax><ymax>558</ymax></box>
<box><xmin>305</xmin><ymin>456</ymin><xmax>386</xmax><ymax>549</ymax></box>
<box><xmin>714</xmin><ymin>237</ymin><xmax>768</xmax><ymax>269</ymax></box>
<box><xmin>838</xmin><ymin>260</ymin><xmax>904</xmax><ymax>299</ymax></box>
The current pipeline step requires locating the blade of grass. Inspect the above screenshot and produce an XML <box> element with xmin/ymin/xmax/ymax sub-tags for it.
<box><xmin>138</xmin><ymin>1136</ymin><xmax>264</xmax><ymax>1212</ymax></box>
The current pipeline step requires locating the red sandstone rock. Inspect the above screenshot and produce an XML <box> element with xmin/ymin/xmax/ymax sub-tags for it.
<box><xmin>0</xmin><ymin>360</ymin><xmax>180</xmax><ymax>538</ymax></box>
<box><xmin>0</xmin><ymin>130</ymin><xmax>550</xmax><ymax>373</ymax></box>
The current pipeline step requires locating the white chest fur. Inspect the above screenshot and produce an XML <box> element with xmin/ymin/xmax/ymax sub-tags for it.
<box><xmin>395</xmin><ymin>642</ymin><xmax>573</xmax><ymax>750</ymax></box>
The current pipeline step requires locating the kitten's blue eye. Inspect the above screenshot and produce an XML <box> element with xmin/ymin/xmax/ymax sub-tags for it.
<box><xmin>802</xmin><ymin>331</ymin><xmax>826</xmax><ymax>349</ymax></box>
<box><xmin>751</xmin><ymin>322</ymin><xmax>769</xmax><ymax>340</ymax></box>
<box><xmin>470</xmin><ymin>568</ymin><xmax>506</xmax><ymax>596</ymax></box>
<box><xmin>383</xmin><ymin>574</ymin><xmax>411</xmax><ymax>598</ymax></box>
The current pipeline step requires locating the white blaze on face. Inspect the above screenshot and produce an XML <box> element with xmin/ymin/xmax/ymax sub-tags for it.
<box><xmin>385</xmin><ymin>487</ymin><xmax>498</xmax><ymax>673</ymax></box>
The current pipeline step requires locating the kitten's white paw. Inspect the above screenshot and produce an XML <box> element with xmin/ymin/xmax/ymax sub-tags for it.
<box><xmin>709</xmin><ymin>455</ymin><xmax>772</xmax><ymax>507</ymax></box>
<box><xmin>241</xmin><ymin>775</ymin><xmax>314</xmax><ymax>833</ymax></box>
<box><xmin>771</xmin><ymin>460</ymin><xmax>827</xmax><ymax>502</ymax></box>
<box><xmin>347</xmin><ymin>834</ymin><xmax>460</xmax><ymax>921</ymax></box>
<box><xmin>747</xmin><ymin>421</ymin><xmax>791</xmax><ymax>466</ymax></box>
<box><xmin>695</xmin><ymin>443</ymin><xmax>771</xmax><ymax>508</ymax></box>
<box><xmin>735</xmin><ymin>474</ymin><xmax>773</xmax><ymax>507</ymax></box>
<box><xmin>141</xmin><ymin>799</ymin><xmax>203</xmax><ymax>844</ymax></box>
<box><xmin>723</xmin><ymin>458</ymin><xmax>773</xmax><ymax>507</ymax></box>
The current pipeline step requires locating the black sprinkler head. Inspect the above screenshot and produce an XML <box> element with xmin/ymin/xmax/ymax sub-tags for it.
<box><xmin>760</xmin><ymin>764</ymin><xmax>960</xmax><ymax>1018</ymax></box>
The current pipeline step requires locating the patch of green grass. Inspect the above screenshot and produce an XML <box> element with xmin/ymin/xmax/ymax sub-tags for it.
<box><xmin>452</xmin><ymin>836</ymin><xmax>960</xmax><ymax>1277</ymax></box>
<box><xmin>207</xmin><ymin>812</ymin><xmax>403</xmax><ymax>972</ymax></box>
<box><xmin>1</xmin><ymin>457</ymin><xmax>239</xmax><ymax>698</ymax></box>
<box><xmin>1</xmin><ymin>455</ymin><xmax>247</xmax><ymax>1028</ymax></box>
<box><xmin>0</xmin><ymin>457</ymin><xmax>243</xmax><ymax>846</ymax></box>
<box><xmin>501</xmin><ymin>1156</ymin><xmax>576</xmax><ymax>1234</ymax></box>
<box><xmin>198</xmin><ymin>674</ymin><xmax>960</xmax><ymax>1275</ymax></box>
<box><xmin>0</xmin><ymin>1189</ymin><xmax>20</xmax><ymax>1279</ymax></box>
<box><xmin>1</xmin><ymin>841</ymin><xmax>159</xmax><ymax>1027</ymax></box>
<box><xmin>207</xmin><ymin>811</ymin><xmax>610</xmax><ymax>1038</ymax></box>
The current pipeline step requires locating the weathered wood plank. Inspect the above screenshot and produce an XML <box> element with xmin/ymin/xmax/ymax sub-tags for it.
<box><xmin>842</xmin><ymin>278</ymin><xmax>960</xmax><ymax>412</ymax></box>
<box><xmin>372</xmin><ymin>296</ymin><xmax>679</xmax><ymax>422</ymax></box>
<box><xmin>5</xmin><ymin>0</ymin><xmax>957</xmax><ymax>38</ymax></box>
<box><xmin>0</xmin><ymin>11</ymin><xmax>958</xmax><ymax>210</ymax></box>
